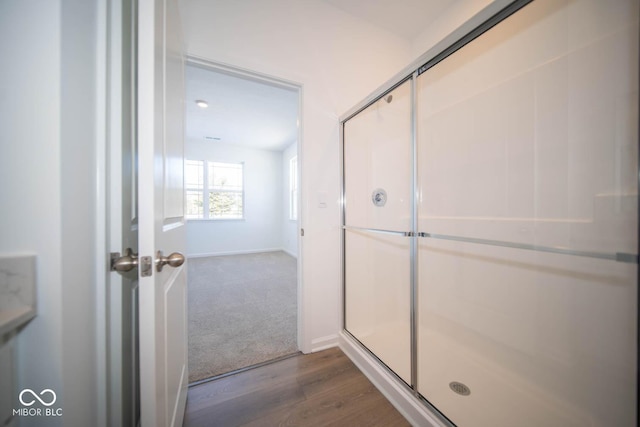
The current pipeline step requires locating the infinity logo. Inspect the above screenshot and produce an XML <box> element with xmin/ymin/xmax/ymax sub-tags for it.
<box><xmin>19</xmin><ymin>389</ymin><xmax>57</xmax><ymax>407</ymax></box>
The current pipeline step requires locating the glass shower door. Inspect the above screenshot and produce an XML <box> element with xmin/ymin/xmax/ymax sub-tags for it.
<box><xmin>416</xmin><ymin>0</ymin><xmax>638</xmax><ymax>426</ymax></box>
<box><xmin>343</xmin><ymin>79</ymin><xmax>413</xmax><ymax>384</ymax></box>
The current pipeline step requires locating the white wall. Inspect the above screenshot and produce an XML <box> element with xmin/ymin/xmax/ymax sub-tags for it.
<box><xmin>0</xmin><ymin>2</ymin><xmax>63</xmax><ymax>425</ymax></box>
<box><xmin>183</xmin><ymin>0</ymin><xmax>412</xmax><ymax>352</ymax></box>
<box><xmin>282</xmin><ymin>142</ymin><xmax>298</xmax><ymax>257</ymax></box>
<box><xmin>0</xmin><ymin>0</ymin><xmax>99</xmax><ymax>425</ymax></box>
<box><xmin>60</xmin><ymin>2</ymin><xmax>100</xmax><ymax>425</ymax></box>
<box><xmin>186</xmin><ymin>140</ymin><xmax>284</xmax><ymax>257</ymax></box>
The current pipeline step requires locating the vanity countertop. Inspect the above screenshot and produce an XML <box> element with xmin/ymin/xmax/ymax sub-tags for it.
<box><xmin>0</xmin><ymin>255</ymin><xmax>36</xmax><ymax>336</ymax></box>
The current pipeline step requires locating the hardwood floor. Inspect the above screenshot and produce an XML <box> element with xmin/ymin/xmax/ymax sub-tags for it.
<box><xmin>183</xmin><ymin>347</ymin><xmax>411</xmax><ymax>427</ymax></box>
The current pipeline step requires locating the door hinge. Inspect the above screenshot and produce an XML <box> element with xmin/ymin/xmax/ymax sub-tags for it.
<box><xmin>300</xmin><ymin>228</ymin><xmax>305</xmax><ymax>237</ymax></box>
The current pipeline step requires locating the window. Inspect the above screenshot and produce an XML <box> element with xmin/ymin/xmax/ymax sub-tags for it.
<box><xmin>289</xmin><ymin>156</ymin><xmax>298</xmax><ymax>220</ymax></box>
<box><xmin>185</xmin><ymin>160</ymin><xmax>244</xmax><ymax>220</ymax></box>
<box><xmin>209</xmin><ymin>162</ymin><xmax>243</xmax><ymax>219</ymax></box>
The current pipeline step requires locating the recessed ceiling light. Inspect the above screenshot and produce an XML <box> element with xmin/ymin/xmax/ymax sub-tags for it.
<box><xmin>195</xmin><ymin>100</ymin><xmax>208</xmax><ymax>108</ymax></box>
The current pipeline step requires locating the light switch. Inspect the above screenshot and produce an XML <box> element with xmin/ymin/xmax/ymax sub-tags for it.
<box><xmin>318</xmin><ymin>191</ymin><xmax>328</xmax><ymax>208</ymax></box>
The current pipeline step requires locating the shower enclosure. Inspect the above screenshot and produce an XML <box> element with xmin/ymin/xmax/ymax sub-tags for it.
<box><xmin>341</xmin><ymin>1</ymin><xmax>638</xmax><ymax>426</ymax></box>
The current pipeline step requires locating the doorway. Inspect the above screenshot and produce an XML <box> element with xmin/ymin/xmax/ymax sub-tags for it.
<box><xmin>183</xmin><ymin>59</ymin><xmax>302</xmax><ymax>383</ymax></box>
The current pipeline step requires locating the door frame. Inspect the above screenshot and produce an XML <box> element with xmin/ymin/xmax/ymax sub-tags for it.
<box><xmin>185</xmin><ymin>55</ymin><xmax>306</xmax><ymax>353</ymax></box>
<box><xmin>95</xmin><ymin>22</ymin><xmax>307</xmax><ymax>427</ymax></box>
<box><xmin>95</xmin><ymin>0</ymin><xmax>141</xmax><ymax>425</ymax></box>
<box><xmin>95</xmin><ymin>0</ymin><xmax>117</xmax><ymax>425</ymax></box>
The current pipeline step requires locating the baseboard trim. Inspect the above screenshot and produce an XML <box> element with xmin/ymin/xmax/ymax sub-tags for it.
<box><xmin>338</xmin><ymin>331</ymin><xmax>447</xmax><ymax>427</ymax></box>
<box><xmin>309</xmin><ymin>334</ymin><xmax>339</xmax><ymax>353</ymax></box>
<box><xmin>187</xmin><ymin>248</ymin><xmax>284</xmax><ymax>258</ymax></box>
<box><xmin>282</xmin><ymin>248</ymin><xmax>298</xmax><ymax>259</ymax></box>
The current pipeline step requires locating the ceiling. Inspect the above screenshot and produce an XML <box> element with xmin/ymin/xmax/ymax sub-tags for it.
<box><xmin>322</xmin><ymin>0</ymin><xmax>456</xmax><ymax>40</ymax></box>
<box><xmin>185</xmin><ymin>65</ymin><xmax>299</xmax><ymax>152</ymax></box>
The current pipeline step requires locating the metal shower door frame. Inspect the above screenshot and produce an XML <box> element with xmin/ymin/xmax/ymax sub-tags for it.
<box><xmin>340</xmin><ymin>0</ymin><xmax>639</xmax><ymax>425</ymax></box>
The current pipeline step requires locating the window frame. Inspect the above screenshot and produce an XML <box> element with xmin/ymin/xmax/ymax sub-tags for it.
<box><xmin>289</xmin><ymin>155</ymin><xmax>298</xmax><ymax>221</ymax></box>
<box><xmin>185</xmin><ymin>159</ymin><xmax>204</xmax><ymax>220</ymax></box>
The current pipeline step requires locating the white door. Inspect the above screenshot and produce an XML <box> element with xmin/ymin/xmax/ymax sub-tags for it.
<box><xmin>137</xmin><ymin>0</ymin><xmax>188</xmax><ymax>426</ymax></box>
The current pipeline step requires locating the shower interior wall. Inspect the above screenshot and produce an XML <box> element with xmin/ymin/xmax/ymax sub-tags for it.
<box><xmin>341</xmin><ymin>0</ymin><xmax>639</xmax><ymax>426</ymax></box>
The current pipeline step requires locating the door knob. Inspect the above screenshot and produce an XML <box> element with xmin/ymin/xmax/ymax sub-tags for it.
<box><xmin>111</xmin><ymin>248</ymin><xmax>139</xmax><ymax>272</ymax></box>
<box><xmin>155</xmin><ymin>250</ymin><xmax>185</xmax><ymax>272</ymax></box>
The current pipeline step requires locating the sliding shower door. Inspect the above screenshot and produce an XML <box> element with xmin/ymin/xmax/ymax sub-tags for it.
<box><xmin>342</xmin><ymin>0</ymin><xmax>637</xmax><ymax>426</ymax></box>
<box><xmin>343</xmin><ymin>79</ymin><xmax>413</xmax><ymax>384</ymax></box>
<box><xmin>416</xmin><ymin>0</ymin><xmax>638</xmax><ymax>426</ymax></box>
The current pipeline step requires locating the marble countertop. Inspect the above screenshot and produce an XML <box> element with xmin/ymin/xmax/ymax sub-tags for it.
<box><xmin>0</xmin><ymin>254</ymin><xmax>36</xmax><ymax>336</ymax></box>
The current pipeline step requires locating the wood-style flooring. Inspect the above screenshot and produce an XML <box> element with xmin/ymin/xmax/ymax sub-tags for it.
<box><xmin>183</xmin><ymin>347</ymin><xmax>411</xmax><ymax>427</ymax></box>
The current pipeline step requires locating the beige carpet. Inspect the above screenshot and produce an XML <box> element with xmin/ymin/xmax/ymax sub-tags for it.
<box><xmin>187</xmin><ymin>251</ymin><xmax>298</xmax><ymax>383</ymax></box>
